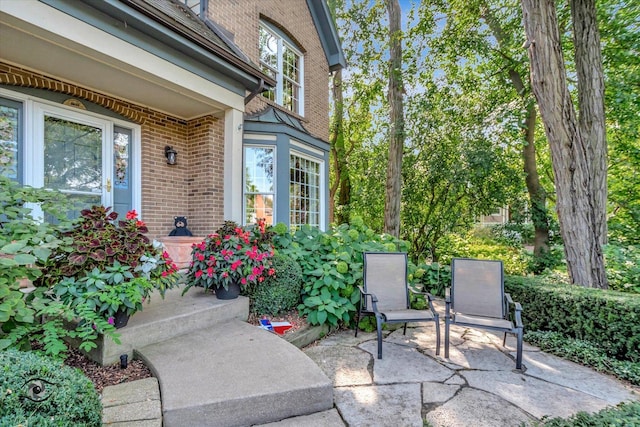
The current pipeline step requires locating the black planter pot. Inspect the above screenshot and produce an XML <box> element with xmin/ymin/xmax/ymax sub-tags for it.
<box><xmin>215</xmin><ymin>282</ymin><xmax>241</xmax><ymax>300</ymax></box>
<box><xmin>114</xmin><ymin>309</ymin><xmax>130</xmax><ymax>329</ymax></box>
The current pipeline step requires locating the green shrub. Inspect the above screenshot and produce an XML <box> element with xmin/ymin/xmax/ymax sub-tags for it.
<box><xmin>525</xmin><ymin>331</ymin><xmax>640</xmax><ymax>385</ymax></box>
<box><xmin>273</xmin><ymin>217</ymin><xmax>407</xmax><ymax>326</ymax></box>
<box><xmin>247</xmin><ymin>254</ymin><xmax>303</xmax><ymax>316</ymax></box>
<box><xmin>409</xmin><ymin>262</ymin><xmax>450</xmax><ymax>298</ymax></box>
<box><xmin>531</xmin><ymin>401</ymin><xmax>640</xmax><ymax>426</ymax></box>
<box><xmin>434</xmin><ymin>231</ymin><xmax>529</xmax><ymax>275</ymax></box>
<box><xmin>604</xmin><ymin>243</ymin><xmax>640</xmax><ymax>293</ymax></box>
<box><xmin>0</xmin><ymin>177</ymin><xmax>120</xmax><ymax>358</ymax></box>
<box><xmin>505</xmin><ymin>276</ymin><xmax>640</xmax><ymax>363</ymax></box>
<box><xmin>0</xmin><ymin>349</ymin><xmax>101</xmax><ymax>426</ymax></box>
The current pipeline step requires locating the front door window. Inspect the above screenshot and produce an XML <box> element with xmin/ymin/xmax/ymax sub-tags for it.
<box><xmin>44</xmin><ymin>115</ymin><xmax>103</xmax><ymax>213</ymax></box>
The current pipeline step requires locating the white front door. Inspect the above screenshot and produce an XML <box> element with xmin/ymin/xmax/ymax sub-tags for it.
<box><xmin>32</xmin><ymin>103</ymin><xmax>113</xmax><ymax>215</ymax></box>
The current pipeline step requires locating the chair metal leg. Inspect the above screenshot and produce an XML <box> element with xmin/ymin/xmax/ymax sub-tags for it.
<box><xmin>434</xmin><ymin>314</ymin><xmax>441</xmax><ymax>356</ymax></box>
<box><xmin>402</xmin><ymin>323</ymin><xmax>407</xmax><ymax>335</ymax></box>
<box><xmin>376</xmin><ymin>314</ymin><xmax>384</xmax><ymax>359</ymax></box>
<box><xmin>515</xmin><ymin>326</ymin><xmax>523</xmax><ymax>370</ymax></box>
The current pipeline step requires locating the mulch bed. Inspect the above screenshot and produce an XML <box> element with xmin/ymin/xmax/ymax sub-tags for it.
<box><xmin>64</xmin><ymin>348</ymin><xmax>153</xmax><ymax>393</ymax></box>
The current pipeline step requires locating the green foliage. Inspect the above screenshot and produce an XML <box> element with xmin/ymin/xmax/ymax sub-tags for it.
<box><xmin>505</xmin><ymin>276</ymin><xmax>640</xmax><ymax>363</ymax></box>
<box><xmin>409</xmin><ymin>262</ymin><xmax>450</xmax><ymax>298</ymax></box>
<box><xmin>0</xmin><ymin>349</ymin><xmax>102</xmax><ymax>426</ymax></box>
<box><xmin>246</xmin><ymin>254</ymin><xmax>303</xmax><ymax>316</ymax></box>
<box><xmin>433</xmin><ymin>231</ymin><xmax>530</xmax><ymax>276</ymax></box>
<box><xmin>525</xmin><ymin>331</ymin><xmax>640</xmax><ymax>385</ymax></box>
<box><xmin>37</xmin><ymin>206</ymin><xmax>177</xmax><ymax>289</ymax></box>
<box><xmin>531</xmin><ymin>401</ymin><xmax>640</xmax><ymax>426</ymax></box>
<box><xmin>53</xmin><ymin>265</ymin><xmax>155</xmax><ymax>319</ymax></box>
<box><xmin>604</xmin><ymin>243</ymin><xmax>640</xmax><ymax>293</ymax></box>
<box><xmin>0</xmin><ymin>178</ymin><xmax>122</xmax><ymax>358</ymax></box>
<box><xmin>273</xmin><ymin>217</ymin><xmax>406</xmax><ymax>326</ymax></box>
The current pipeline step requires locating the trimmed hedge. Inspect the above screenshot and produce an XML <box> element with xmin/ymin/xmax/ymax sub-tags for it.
<box><xmin>247</xmin><ymin>254</ymin><xmax>303</xmax><ymax>316</ymax></box>
<box><xmin>0</xmin><ymin>349</ymin><xmax>102</xmax><ymax>426</ymax></box>
<box><xmin>505</xmin><ymin>276</ymin><xmax>640</xmax><ymax>363</ymax></box>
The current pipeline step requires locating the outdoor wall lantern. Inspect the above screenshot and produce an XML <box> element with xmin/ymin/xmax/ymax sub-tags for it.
<box><xmin>165</xmin><ymin>146</ymin><xmax>177</xmax><ymax>165</ymax></box>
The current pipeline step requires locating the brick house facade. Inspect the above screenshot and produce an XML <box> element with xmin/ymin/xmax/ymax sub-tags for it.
<box><xmin>0</xmin><ymin>0</ymin><xmax>344</xmax><ymax>237</ymax></box>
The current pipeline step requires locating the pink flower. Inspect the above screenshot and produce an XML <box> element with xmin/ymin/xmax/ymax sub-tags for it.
<box><xmin>195</xmin><ymin>270</ymin><xmax>203</xmax><ymax>278</ymax></box>
<box><xmin>196</xmin><ymin>252</ymin><xmax>205</xmax><ymax>261</ymax></box>
<box><xmin>207</xmin><ymin>267</ymin><xmax>213</xmax><ymax>277</ymax></box>
<box><xmin>258</xmin><ymin>276</ymin><xmax>264</xmax><ymax>282</ymax></box>
<box><xmin>231</xmin><ymin>260</ymin><xmax>242</xmax><ymax>271</ymax></box>
<box><xmin>162</xmin><ymin>271</ymin><xmax>168</xmax><ymax>277</ymax></box>
<box><xmin>162</xmin><ymin>251</ymin><xmax>170</xmax><ymax>259</ymax></box>
<box><xmin>241</xmin><ymin>277</ymin><xmax>247</xmax><ymax>285</ymax></box>
<box><xmin>126</xmin><ymin>210</ymin><xmax>138</xmax><ymax>220</ymax></box>
<box><xmin>222</xmin><ymin>272</ymin><xmax>229</xmax><ymax>278</ymax></box>
<box><xmin>108</xmin><ymin>317</ymin><xmax>115</xmax><ymax>325</ymax></box>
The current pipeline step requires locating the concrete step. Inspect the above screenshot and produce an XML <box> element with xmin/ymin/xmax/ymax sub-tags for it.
<box><xmin>86</xmin><ymin>286</ymin><xmax>249</xmax><ymax>365</ymax></box>
<box><xmin>137</xmin><ymin>320</ymin><xmax>334</xmax><ymax>427</ymax></box>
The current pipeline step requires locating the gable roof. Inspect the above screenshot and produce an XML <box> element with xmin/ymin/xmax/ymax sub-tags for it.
<box><xmin>306</xmin><ymin>0</ymin><xmax>347</xmax><ymax>71</ymax></box>
<box><xmin>121</xmin><ymin>0</ymin><xmax>275</xmax><ymax>88</ymax></box>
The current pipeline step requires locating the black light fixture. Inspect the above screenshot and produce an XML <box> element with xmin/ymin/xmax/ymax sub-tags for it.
<box><xmin>165</xmin><ymin>145</ymin><xmax>177</xmax><ymax>165</ymax></box>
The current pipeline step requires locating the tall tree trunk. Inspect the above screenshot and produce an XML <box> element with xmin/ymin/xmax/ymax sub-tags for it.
<box><xmin>521</xmin><ymin>0</ymin><xmax>607</xmax><ymax>288</ymax></box>
<box><xmin>329</xmin><ymin>68</ymin><xmax>351</xmax><ymax>225</ymax></box>
<box><xmin>383</xmin><ymin>0</ymin><xmax>404</xmax><ymax>238</ymax></box>
<box><xmin>522</xmin><ymin>102</ymin><xmax>550</xmax><ymax>263</ymax></box>
<box><xmin>571</xmin><ymin>0</ymin><xmax>608</xmax><ymax>246</ymax></box>
<box><xmin>482</xmin><ymin>4</ymin><xmax>550</xmax><ymax>266</ymax></box>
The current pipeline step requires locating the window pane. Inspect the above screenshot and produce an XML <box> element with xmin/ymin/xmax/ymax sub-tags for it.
<box><xmin>244</xmin><ymin>146</ymin><xmax>275</xmax><ymax>226</ymax></box>
<box><xmin>290</xmin><ymin>154</ymin><xmax>320</xmax><ymax>228</ymax></box>
<box><xmin>0</xmin><ymin>101</ymin><xmax>20</xmax><ymax>181</ymax></box>
<box><xmin>245</xmin><ymin>194</ymin><xmax>274</xmax><ymax>226</ymax></box>
<box><xmin>245</xmin><ymin>147</ymin><xmax>274</xmax><ymax>193</ymax></box>
<box><xmin>44</xmin><ymin>116</ymin><xmax>102</xmax><ymax>195</ymax></box>
<box><xmin>259</xmin><ymin>27</ymin><xmax>278</xmax><ymax>71</ymax></box>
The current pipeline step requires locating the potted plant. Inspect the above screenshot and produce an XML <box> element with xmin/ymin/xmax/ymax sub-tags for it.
<box><xmin>40</xmin><ymin>206</ymin><xmax>180</xmax><ymax>327</ymax></box>
<box><xmin>183</xmin><ymin>220</ymin><xmax>275</xmax><ymax>299</ymax></box>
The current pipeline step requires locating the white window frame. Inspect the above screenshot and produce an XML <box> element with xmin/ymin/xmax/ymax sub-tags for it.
<box><xmin>259</xmin><ymin>22</ymin><xmax>304</xmax><ymax>116</ymax></box>
<box><xmin>0</xmin><ymin>88</ymin><xmax>142</xmax><ymax>218</ymax></box>
<box><xmin>243</xmin><ymin>144</ymin><xmax>276</xmax><ymax>226</ymax></box>
<box><xmin>289</xmin><ymin>149</ymin><xmax>324</xmax><ymax>229</ymax></box>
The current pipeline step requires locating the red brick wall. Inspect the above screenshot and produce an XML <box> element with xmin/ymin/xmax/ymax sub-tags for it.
<box><xmin>209</xmin><ymin>0</ymin><xmax>331</xmax><ymax>141</ymax></box>
<box><xmin>0</xmin><ymin>63</ymin><xmax>224</xmax><ymax>238</ymax></box>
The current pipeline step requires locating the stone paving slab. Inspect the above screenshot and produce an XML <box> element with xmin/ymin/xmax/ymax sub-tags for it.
<box><xmin>304</xmin><ymin>345</ymin><xmax>372</xmax><ymax>386</ymax></box>
<box><xmin>102</xmin><ymin>378</ymin><xmax>160</xmax><ymax>408</ymax></box>
<box><xmin>102</xmin><ymin>400</ymin><xmax>162</xmax><ymax>424</ymax></box>
<box><xmin>462</xmin><ymin>370</ymin><xmax>617</xmax><ymax>419</ymax></box>
<box><xmin>335</xmin><ymin>383</ymin><xmax>423</xmax><ymax>427</ymax></box>
<box><xmin>425</xmin><ymin>387</ymin><xmax>535</xmax><ymax>427</ymax></box>
<box><xmin>358</xmin><ymin>340</ymin><xmax>452</xmax><ymax>384</ymax></box>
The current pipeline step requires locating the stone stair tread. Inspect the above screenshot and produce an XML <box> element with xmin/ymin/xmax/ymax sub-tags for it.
<box><xmin>137</xmin><ymin>320</ymin><xmax>333</xmax><ymax>427</ymax></box>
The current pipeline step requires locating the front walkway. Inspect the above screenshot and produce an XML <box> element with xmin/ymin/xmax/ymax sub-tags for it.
<box><xmin>304</xmin><ymin>322</ymin><xmax>639</xmax><ymax>427</ymax></box>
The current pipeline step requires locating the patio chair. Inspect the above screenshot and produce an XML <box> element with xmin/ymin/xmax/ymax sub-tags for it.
<box><xmin>355</xmin><ymin>252</ymin><xmax>441</xmax><ymax>359</ymax></box>
<box><xmin>445</xmin><ymin>258</ymin><xmax>524</xmax><ymax>369</ymax></box>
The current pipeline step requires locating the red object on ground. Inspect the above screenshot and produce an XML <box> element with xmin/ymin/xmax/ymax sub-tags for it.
<box><xmin>271</xmin><ymin>322</ymin><xmax>292</xmax><ymax>335</ymax></box>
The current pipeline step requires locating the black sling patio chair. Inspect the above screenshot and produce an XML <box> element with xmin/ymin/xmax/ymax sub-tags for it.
<box><xmin>445</xmin><ymin>258</ymin><xmax>524</xmax><ymax>369</ymax></box>
<box><xmin>355</xmin><ymin>252</ymin><xmax>441</xmax><ymax>359</ymax></box>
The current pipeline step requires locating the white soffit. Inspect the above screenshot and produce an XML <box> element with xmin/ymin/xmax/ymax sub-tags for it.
<box><xmin>0</xmin><ymin>1</ymin><xmax>244</xmax><ymax>119</ymax></box>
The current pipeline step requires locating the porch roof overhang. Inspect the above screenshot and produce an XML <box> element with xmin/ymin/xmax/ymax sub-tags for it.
<box><xmin>0</xmin><ymin>0</ymin><xmax>274</xmax><ymax>120</ymax></box>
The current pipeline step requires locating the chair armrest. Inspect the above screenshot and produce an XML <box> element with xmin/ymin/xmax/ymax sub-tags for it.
<box><xmin>357</xmin><ymin>285</ymin><xmax>379</xmax><ymax>312</ymax></box>
<box><xmin>505</xmin><ymin>293</ymin><xmax>524</xmax><ymax>328</ymax></box>
<box><xmin>409</xmin><ymin>288</ymin><xmax>439</xmax><ymax>314</ymax></box>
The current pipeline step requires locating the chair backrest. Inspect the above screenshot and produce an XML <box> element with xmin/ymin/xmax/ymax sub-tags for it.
<box><xmin>451</xmin><ymin>258</ymin><xmax>504</xmax><ymax>318</ymax></box>
<box><xmin>363</xmin><ymin>252</ymin><xmax>409</xmax><ymax>312</ymax></box>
